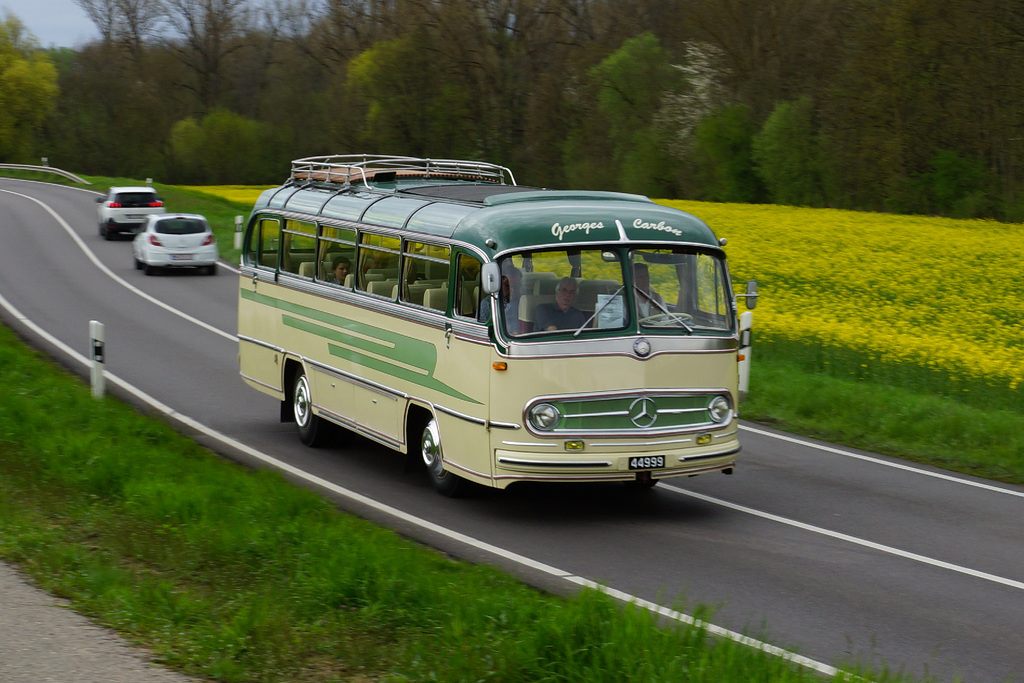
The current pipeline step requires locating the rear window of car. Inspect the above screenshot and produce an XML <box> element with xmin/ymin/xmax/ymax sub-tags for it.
<box><xmin>114</xmin><ymin>192</ymin><xmax>159</xmax><ymax>205</ymax></box>
<box><xmin>156</xmin><ymin>219</ymin><xmax>207</xmax><ymax>235</ymax></box>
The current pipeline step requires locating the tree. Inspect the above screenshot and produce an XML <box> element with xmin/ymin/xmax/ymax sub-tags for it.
<box><xmin>692</xmin><ymin>104</ymin><xmax>764</xmax><ymax>203</ymax></box>
<box><xmin>752</xmin><ymin>96</ymin><xmax>824</xmax><ymax>206</ymax></box>
<box><xmin>169</xmin><ymin>109</ymin><xmax>283</xmax><ymax>184</ymax></box>
<box><xmin>0</xmin><ymin>14</ymin><xmax>59</xmax><ymax>162</ymax></box>
<box><xmin>163</xmin><ymin>0</ymin><xmax>252</xmax><ymax>113</ymax></box>
<box><xmin>586</xmin><ymin>32</ymin><xmax>678</xmax><ymax>196</ymax></box>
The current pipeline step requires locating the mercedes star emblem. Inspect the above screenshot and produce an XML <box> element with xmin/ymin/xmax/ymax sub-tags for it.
<box><xmin>628</xmin><ymin>396</ymin><xmax>658</xmax><ymax>428</ymax></box>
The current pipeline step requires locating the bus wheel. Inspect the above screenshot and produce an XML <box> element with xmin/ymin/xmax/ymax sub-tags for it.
<box><xmin>293</xmin><ymin>370</ymin><xmax>328</xmax><ymax>447</ymax></box>
<box><xmin>420</xmin><ymin>417</ymin><xmax>465</xmax><ymax>497</ymax></box>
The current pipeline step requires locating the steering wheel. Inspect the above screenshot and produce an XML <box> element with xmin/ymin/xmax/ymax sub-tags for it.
<box><xmin>639</xmin><ymin>312</ymin><xmax>693</xmax><ymax>327</ymax></box>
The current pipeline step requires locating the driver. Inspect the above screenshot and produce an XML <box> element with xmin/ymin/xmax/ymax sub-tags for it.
<box><xmin>633</xmin><ymin>263</ymin><xmax>666</xmax><ymax>318</ymax></box>
<box><xmin>534</xmin><ymin>277</ymin><xmax>589</xmax><ymax>331</ymax></box>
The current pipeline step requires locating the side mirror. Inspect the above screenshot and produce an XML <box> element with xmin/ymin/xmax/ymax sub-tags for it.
<box><xmin>95</xmin><ymin>196</ymin><xmax>104</xmax><ymax>203</ymax></box>
<box><xmin>744</xmin><ymin>280</ymin><xmax>758</xmax><ymax>309</ymax></box>
<box><xmin>481</xmin><ymin>262</ymin><xmax>501</xmax><ymax>295</ymax></box>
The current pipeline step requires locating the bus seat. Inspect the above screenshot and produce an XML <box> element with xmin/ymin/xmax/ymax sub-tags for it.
<box><xmin>344</xmin><ymin>273</ymin><xmax>355</xmax><ymax>287</ymax></box>
<box><xmin>518</xmin><ymin>294</ymin><xmax>554</xmax><ymax>331</ymax></box>
<box><xmin>521</xmin><ymin>271</ymin><xmax>556</xmax><ymax>295</ymax></box>
<box><xmin>424</xmin><ymin>288</ymin><xmax>447</xmax><ymax>311</ymax></box>
<box><xmin>298</xmin><ymin>261</ymin><xmax>316</xmax><ymax>278</ymax></box>
<box><xmin>391</xmin><ymin>284</ymin><xmax>400</xmax><ymax>298</ymax></box>
<box><xmin>260</xmin><ymin>253</ymin><xmax>277</xmax><ymax>268</ymax></box>
<box><xmin>368</xmin><ymin>279</ymin><xmax>397</xmax><ymax>297</ymax></box>
<box><xmin>406</xmin><ymin>282</ymin><xmax>431</xmax><ymax>304</ymax></box>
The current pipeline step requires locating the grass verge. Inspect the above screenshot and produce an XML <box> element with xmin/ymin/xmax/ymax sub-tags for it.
<box><xmin>0</xmin><ymin>323</ymin><xmax>867</xmax><ymax>682</ymax></box>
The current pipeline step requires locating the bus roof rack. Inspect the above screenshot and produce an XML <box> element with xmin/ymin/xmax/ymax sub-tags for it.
<box><xmin>290</xmin><ymin>154</ymin><xmax>517</xmax><ymax>188</ymax></box>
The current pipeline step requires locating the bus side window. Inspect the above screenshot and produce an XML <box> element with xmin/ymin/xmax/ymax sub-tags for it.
<box><xmin>254</xmin><ymin>218</ymin><xmax>280</xmax><ymax>269</ymax></box>
<box><xmin>455</xmin><ymin>254</ymin><xmax>482</xmax><ymax>319</ymax></box>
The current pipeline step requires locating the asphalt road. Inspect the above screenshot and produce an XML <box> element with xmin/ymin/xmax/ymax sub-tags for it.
<box><xmin>2</xmin><ymin>178</ymin><xmax>1022</xmax><ymax>682</ymax></box>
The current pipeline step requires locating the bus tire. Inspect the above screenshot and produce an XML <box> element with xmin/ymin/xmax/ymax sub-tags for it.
<box><xmin>420</xmin><ymin>417</ymin><xmax>465</xmax><ymax>497</ymax></box>
<box><xmin>293</xmin><ymin>369</ymin><xmax>329</xmax><ymax>447</ymax></box>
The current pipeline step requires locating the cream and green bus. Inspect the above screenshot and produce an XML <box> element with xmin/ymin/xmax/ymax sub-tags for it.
<box><xmin>238</xmin><ymin>155</ymin><xmax>757</xmax><ymax>496</ymax></box>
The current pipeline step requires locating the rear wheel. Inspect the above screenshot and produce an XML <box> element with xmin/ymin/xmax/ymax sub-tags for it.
<box><xmin>99</xmin><ymin>222</ymin><xmax>109</xmax><ymax>239</ymax></box>
<box><xmin>293</xmin><ymin>369</ymin><xmax>329</xmax><ymax>447</ymax></box>
<box><xmin>420</xmin><ymin>417</ymin><xmax>466</xmax><ymax>497</ymax></box>
<box><xmin>143</xmin><ymin>262</ymin><xmax>157</xmax><ymax>275</ymax></box>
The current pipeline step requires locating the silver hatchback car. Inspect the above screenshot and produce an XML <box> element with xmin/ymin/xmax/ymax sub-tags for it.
<box><xmin>132</xmin><ymin>213</ymin><xmax>219</xmax><ymax>275</ymax></box>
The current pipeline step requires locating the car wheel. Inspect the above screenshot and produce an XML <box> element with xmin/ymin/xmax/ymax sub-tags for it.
<box><xmin>143</xmin><ymin>262</ymin><xmax>157</xmax><ymax>276</ymax></box>
<box><xmin>421</xmin><ymin>417</ymin><xmax>466</xmax><ymax>497</ymax></box>
<box><xmin>293</xmin><ymin>369</ymin><xmax>329</xmax><ymax>447</ymax></box>
<box><xmin>99</xmin><ymin>222</ymin><xmax>108</xmax><ymax>239</ymax></box>
<box><xmin>206</xmin><ymin>264</ymin><xmax>218</xmax><ymax>276</ymax></box>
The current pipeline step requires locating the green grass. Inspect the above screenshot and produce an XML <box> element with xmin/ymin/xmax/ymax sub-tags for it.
<box><xmin>0</xmin><ymin>323</ymin><xmax>867</xmax><ymax>682</ymax></box>
<box><xmin>743</xmin><ymin>356</ymin><xmax>1024</xmax><ymax>484</ymax></box>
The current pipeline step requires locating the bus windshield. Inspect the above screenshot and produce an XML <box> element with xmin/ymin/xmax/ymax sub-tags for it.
<box><xmin>497</xmin><ymin>247</ymin><xmax>733</xmax><ymax>338</ymax></box>
<box><xmin>630</xmin><ymin>249</ymin><xmax>734</xmax><ymax>333</ymax></box>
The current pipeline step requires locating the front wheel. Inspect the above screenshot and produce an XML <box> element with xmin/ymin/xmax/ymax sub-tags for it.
<box><xmin>293</xmin><ymin>369</ymin><xmax>329</xmax><ymax>447</ymax></box>
<box><xmin>420</xmin><ymin>417</ymin><xmax>465</xmax><ymax>497</ymax></box>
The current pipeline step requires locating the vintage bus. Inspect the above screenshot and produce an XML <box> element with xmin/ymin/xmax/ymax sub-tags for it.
<box><xmin>238</xmin><ymin>155</ymin><xmax>757</xmax><ymax>496</ymax></box>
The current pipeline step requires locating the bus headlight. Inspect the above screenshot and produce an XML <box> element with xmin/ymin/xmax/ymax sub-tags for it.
<box><xmin>708</xmin><ymin>395</ymin><xmax>732</xmax><ymax>424</ymax></box>
<box><xmin>528</xmin><ymin>403</ymin><xmax>560</xmax><ymax>431</ymax></box>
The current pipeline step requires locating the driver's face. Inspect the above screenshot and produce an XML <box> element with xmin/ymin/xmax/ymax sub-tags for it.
<box><xmin>555</xmin><ymin>282</ymin><xmax>577</xmax><ymax>311</ymax></box>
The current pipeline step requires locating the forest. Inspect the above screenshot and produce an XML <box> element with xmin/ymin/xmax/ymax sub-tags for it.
<box><xmin>4</xmin><ymin>0</ymin><xmax>1024</xmax><ymax>220</ymax></box>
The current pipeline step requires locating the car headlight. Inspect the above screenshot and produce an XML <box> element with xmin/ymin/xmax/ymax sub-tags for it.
<box><xmin>528</xmin><ymin>403</ymin><xmax>560</xmax><ymax>431</ymax></box>
<box><xmin>708</xmin><ymin>395</ymin><xmax>732</xmax><ymax>424</ymax></box>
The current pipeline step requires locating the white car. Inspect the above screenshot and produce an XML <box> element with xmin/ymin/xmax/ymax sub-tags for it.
<box><xmin>96</xmin><ymin>186</ymin><xmax>165</xmax><ymax>239</ymax></box>
<box><xmin>132</xmin><ymin>213</ymin><xmax>219</xmax><ymax>275</ymax></box>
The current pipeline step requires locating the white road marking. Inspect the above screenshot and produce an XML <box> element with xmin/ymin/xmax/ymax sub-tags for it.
<box><xmin>740</xmin><ymin>424</ymin><xmax>1024</xmax><ymax>499</ymax></box>
<box><xmin>665</xmin><ymin>485</ymin><xmax>1024</xmax><ymax>591</ymax></box>
<box><xmin>0</xmin><ymin>188</ymin><xmax>235</xmax><ymax>342</ymax></box>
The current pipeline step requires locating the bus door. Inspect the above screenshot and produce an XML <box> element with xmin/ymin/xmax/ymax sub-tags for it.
<box><xmin>428</xmin><ymin>251</ymin><xmax>494</xmax><ymax>479</ymax></box>
<box><xmin>239</xmin><ymin>216</ymin><xmax>284</xmax><ymax>394</ymax></box>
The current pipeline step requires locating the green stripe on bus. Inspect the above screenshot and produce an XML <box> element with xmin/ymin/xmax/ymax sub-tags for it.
<box><xmin>242</xmin><ymin>288</ymin><xmax>480</xmax><ymax>404</ymax></box>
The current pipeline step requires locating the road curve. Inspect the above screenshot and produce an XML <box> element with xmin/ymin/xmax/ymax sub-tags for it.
<box><xmin>2</xmin><ymin>178</ymin><xmax>1022</xmax><ymax>683</ymax></box>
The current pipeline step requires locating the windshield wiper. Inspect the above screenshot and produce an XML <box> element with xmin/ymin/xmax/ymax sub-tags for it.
<box><xmin>635</xmin><ymin>286</ymin><xmax>693</xmax><ymax>333</ymax></box>
<box><xmin>573</xmin><ymin>285</ymin><xmax>626</xmax><ymax>337</ymax></box>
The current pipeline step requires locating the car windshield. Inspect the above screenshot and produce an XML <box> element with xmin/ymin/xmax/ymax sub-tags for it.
<box><xmin>156</xmin><ymin>219</ymin><xmax>206</xmax><ymax>235</ymax></box>
<box><xmin>495</xmin><ymin>247</ymin><xmax>734</xmax><ymax>338</ymax></box>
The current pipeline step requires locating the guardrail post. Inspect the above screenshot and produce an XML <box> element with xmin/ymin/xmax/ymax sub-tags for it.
<box><xmin>738</xmin><ymin>311</ymin><xmax>753</xmax><ymax>402</ymax></box>
<box><xmin>234</xmin><ymin>215</ymin><xmax>243</xmax><ymax>250</ymax></box>
<box><xmin>89</xmin><ymin>320</ymin><xmax>105</xmax><ymax>399</ymax></box>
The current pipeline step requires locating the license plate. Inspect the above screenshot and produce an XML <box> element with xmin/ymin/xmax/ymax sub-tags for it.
<box><xmin>628</xmin><ymin>455</ymin><xmax>664</xmax><ymax>470</ymax></box>
<box><xmin>127</xmin><ymin>214</ymin><xmax>144</xmax><ymax>219</ymax></box>
<box><xmin>170</xmin><ymin>254</ymin><xmax>193</xmax><ymax>261</ymax></box>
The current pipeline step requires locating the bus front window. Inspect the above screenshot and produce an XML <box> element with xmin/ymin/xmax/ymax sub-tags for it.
<box><xmin>630</xmin><ymin>250</ymin><xmax>733</xmax><ymax>333</ymax></box>
<box><xmin>498</xmin><ymin>249</ymin><xmax>627</xmax><ymax>336</ymax></box>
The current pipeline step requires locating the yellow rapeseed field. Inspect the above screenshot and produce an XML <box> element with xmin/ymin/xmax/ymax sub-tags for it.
<box><xmin>188</xmin><ymin>185</ymin><xmax>1022</xmax><ymax>395</ymax></box>
<box><xmin>179</xmin><ymin>185</ymin><xmax>274</xmax><ymax>205</ymax></box>
<box><xmin>658</xmin><ymin>200</ymin><xmax>1024</xmax><ymax>394</ymax></box>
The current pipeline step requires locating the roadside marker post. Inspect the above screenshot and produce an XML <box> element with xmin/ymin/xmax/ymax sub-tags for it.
<box><xmin>234</xmin><ymin>216</ymin><xmax>243</xmax><ymax>250</ymax></box>
<box><xmin>89</xmin><ymin>320</ymin><xmax>105</xmax><ymax>398</ymax></box>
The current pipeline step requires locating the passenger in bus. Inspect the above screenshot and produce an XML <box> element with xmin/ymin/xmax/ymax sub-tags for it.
<box><xmin>633</xmin><ymin>262</ymin><xmax>666</xmax><ymax>317</ymax></box>
<box><xmin>478</xmin><ymin>265</ymin><xmax>523</xmax><ymax>334</ymax></box>
<box><xmin>534</xmin><ymin>277</ymin><xmax>588</xmax><ymax>331</ymax></box>
<box><xmin>327</xmin><ymin>255</ymin><xmax>351</xmax><ymax>284</ymax></box>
